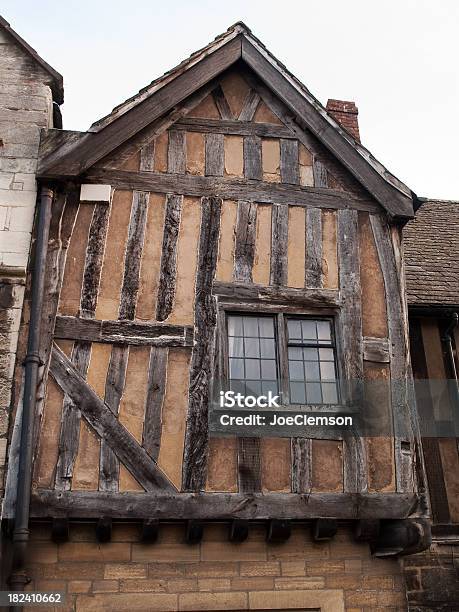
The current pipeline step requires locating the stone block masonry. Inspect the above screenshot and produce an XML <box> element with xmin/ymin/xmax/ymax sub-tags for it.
<box><xmin>24</xmin><ymin>523</ymin><xmax>408</xmax><ymax>611</ymax></box>
<box><xmin>0</xmin><ymin>22</ymin><xmax>56</xmax><ymax>498</ymax></box>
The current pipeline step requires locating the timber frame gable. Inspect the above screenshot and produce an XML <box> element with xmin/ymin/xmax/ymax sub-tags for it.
<box><xmin>37</xmin><ymin>22</ymin><xmax>415</xmax><ymax>221</ymax></box>
<box><xmin>4</xmin><ymin>22</ymin><xmax>431</xmax><ymax>559</ymax></box>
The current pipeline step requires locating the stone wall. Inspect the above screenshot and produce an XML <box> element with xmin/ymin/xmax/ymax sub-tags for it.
<box><xmin>24</xmin><ymin>523</ymin><xmax>407</xmax><ymax>611</ymax></box>
<box><xmin>0</xmin><ymin>24</ymin><xmax>55</xmax><ymax>498</ymax></box>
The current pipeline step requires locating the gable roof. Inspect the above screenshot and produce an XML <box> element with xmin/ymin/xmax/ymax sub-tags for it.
<box><xmin>404</xmin><ymin>199</ymin><xmax>459</xmax><ymax>308</ymax></box>
<box><xmin>0</xmin><ymin>15</ymin><xmax>63</xmax><ymax>104</ymax></box>
<box><xmin>37</xmin><ymin>22</ymin><xmax>415</xmax><ymax>220</ymax></box>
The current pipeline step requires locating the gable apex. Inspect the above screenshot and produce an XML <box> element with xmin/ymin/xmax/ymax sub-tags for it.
<box><xmin>37</xmin><ymin>22</ymin><xmax>415</xmax><ymax>220</ymax></box>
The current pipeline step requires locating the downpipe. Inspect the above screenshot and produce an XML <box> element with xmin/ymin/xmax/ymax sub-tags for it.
<box><xmin>8</xmin><ymin>185</ymin><xmax>53</xmax><ymax>591</ymax></box>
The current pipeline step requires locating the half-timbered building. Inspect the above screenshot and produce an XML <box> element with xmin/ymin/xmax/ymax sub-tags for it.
<box><xmin>2</xmin><ymin>20</ymin><xmax>457</xmax><ymax>612</ymax></box>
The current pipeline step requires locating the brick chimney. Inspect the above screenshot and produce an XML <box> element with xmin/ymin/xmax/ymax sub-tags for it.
<box><xmin>326</xmin><ymin>99</ymin><xmax>360</xmax><ymax>142</ymax></box>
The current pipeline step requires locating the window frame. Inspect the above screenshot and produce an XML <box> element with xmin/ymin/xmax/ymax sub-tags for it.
<box><xmin>218</xmin><ymin>304</ymin><xmax>346</xmax><ymax>412</ymax></box>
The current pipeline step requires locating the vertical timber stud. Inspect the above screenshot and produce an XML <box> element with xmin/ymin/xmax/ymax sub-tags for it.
<box><xmin>233</xmin><ymin>200</ymin><xmax>261</xmax><ymax>492</ymax></box>
<box><xmin>244</xmin><ymin>136</ymin><xmax>262</xmax><ymax>181</ymax></box>
<box><xmin>370</xmin><ymin>215</ymin><xmax>414</xmax><ymax>493</ymax></box>
<box><xmin>337</xmin><ymin>209</ymin><xmax>367</xmax><ymax>493</ymax></box>
<box><xmin>280</xmin><ymin>139</ymin><xmax>299</xmax><ymax>185</ymax></box>
<box><xmin>270</xmin><ymin>204</ymin><xmax>288</xmax><ymax>286</ymax></box>
<box><xmin>305</xmin><ymin>208</ymin><xmax>323</xmax><ymax>288</ymax></box>
<box><xmin>205</xmin><ymin>133</ymin><xmax>224</xmax><ymax>177</ymax></box>
<box><xmin>55</xmin><ymin>193</ymin><xmax>111</xmax><ymax>490</ymax></box>
<box><xmin>143</xmin><ymin>346</ymin><xmax>168</xmax><ymax>461</ymax></box>
<box><xmin>182</xmin><ymin>196</ymin><xmax>222</xmax><ymax>491</ymax></box>
<box><xmin>101</xmin><ymin>145</ymin><xmax>151</xmax><ymax>492</ymax></box>
<box><xmin>313</xmin><ymin>159</ymin><xmax>328</xmax><ymax>188</ymax></box>
<box><xmin>156</xmin><ymin>194</ymin><xmax>182</xmax><ymax>321</ymax></box>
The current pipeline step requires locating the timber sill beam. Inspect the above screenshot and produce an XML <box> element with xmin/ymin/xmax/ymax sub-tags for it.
<box><xmin>50</xmin><ymin>344</ymin><xmax>177</xmax><ymax>492</ymax></box>
<box><xmin>30</xmin><ymin>490</ymin><xmax>421</xmax><ymax>521</ymax></box>
<box><xmin>213</xmin><ymin>281</ymin><xmax>340</xmax><ymax>308</ymax></box>
<box><xmin>83</xmin><ymin>169</ymin><xmax>379</xmax><ymax>213</ymax></box>
<box><xmin>54</xmin><ymin>315</ymin><xmax>193</xmax><ymax>347</ymax></box>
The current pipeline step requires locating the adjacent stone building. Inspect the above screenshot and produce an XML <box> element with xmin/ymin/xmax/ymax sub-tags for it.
<box><xmin>0</xmin><ymin>16</ymin><xmax>62</xmax><ymax>498</ymax></box>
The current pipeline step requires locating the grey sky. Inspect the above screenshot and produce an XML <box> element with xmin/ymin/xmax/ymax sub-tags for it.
<box><xmin>3</xmin><ymin>0</ymin><xmax>458</xmax><ymax>199</ymax></box>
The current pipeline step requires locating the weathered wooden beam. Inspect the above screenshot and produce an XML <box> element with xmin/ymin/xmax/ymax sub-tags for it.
<box><xmin>238</xmin><ymin>90</ymin><xmax>260</xmax><ymax>121</ymax></box>
<box><xmin>291</xmin><ymin>437</ymin><xmax>312</xmax><ymax>494</ymax></box>
<box><xmin>212</xmin><ymin>281</ymin><xmax>340</xmax><ymax>308</ymax></box>
<box><xmin>118</xmin><ymin>191</ymin><xmax>149</xmax><ymax>320</ymax></box>
<box><xmin>270</xmin><ymin>204</ymin><xmax>288</xmax><ymax>286</ymax></box>
<box><xmin>182</xmin><ymin>196</ymin><xmax>222</xmax><ymax>491</ymax></box>
<box><xmin>305</xmin><ymin>207</ymin><xmax>322</xmax><ymax>288</ymax></box>
<box><xmin>156</xmin><ymin>194</ymin><xmax>182</xmax><ymax>321</ymax></box>
<box><xmin>243</xmin><ymin>135</ymin><xmax>262</xmax><ymax>181</ymax></box>
<box><xmin>50</xmin><ymin>344</ymin><xmax>176</xmax><ymax>492</ymax></box>
<box><xmin>84</xmin><ymin>169</ymin><xmax>380</xmax><ymax>213</ymax></box>
<box><xmin>312</xmin><ymin>518</ymin><xmax>337</xmax><ymax>541</ymax></box>
<box><xmin>280</xmin><ymin>139</ymin><xmax>299</xmax><ymax>185</ymax></box>
<box><xmin>100</xmin><ymin>344</ymin><xmax>128</xmax><ymax>492</ymax></box>
<box><xmin>234</xmin><ymin>201</ymin><xmax>257</xmax><ymax>283</ymax></box>
<box><xmin>54</xmin><ymin>316</ymin><xmax>193</xmax><ymax>347</ymax></box>
<box><xmin>51</xmin><ymin>518</ymin><xmax>69</xmax><ymax>543</ymax></box>
<box><xmin>175</xmin><ymin>117</ymin><xmax>293</xmax><ymax>139</ymax></box>
<box><xmin>313</xmin><ymin>159</ymin><xmax>328</xmax><ymax>188</ymax></box>
<box><xmin>205</xmin><ymin>133</ymin><xmax>224</xmax><ymax>177</ymax></box>
<box><xmin>31</xmin><ymin>490</ymin><xmax>421</xmax><ymax>520</ymax></box>
<box><xmin>142</xmin><ymin>347</ymin><xmax>168</xmax><ymax>461</ymax></box>
<box><xmin>213</xmin><ymin>85</ymin><xmax>233</xmax><ymax>120</ymax></box>
<box><xmin>238</xmin><ymin>437</ymin><xmax>261</xmax><ymax>493</ymax></box>
<box><xmin>363</xmin><ymin>337</ymin><xmax>390</xmax><ymax>363</ymax></box>
<box><xmin>229</xmin><ymin>519</ymin><xmax>249</xmax><ymax>542</ymax></box>
<box><xmin>370</xmin><ymin>215</ymin><xmax>414</xmax><ymax>493</ymax></box>
<box><xmin>167</xmin><ymin>130</ymin><xmax>186</xmax><ymax>174</ymax></box>
<box><xmin>96</xmin><ymin>517</ymin><xmax>112</xmax><ymax>543</ymax></box>
<box><xmin>337</xmin><ymin>209</ymin><xmax>367</xmax><ymax>494</ymax></box>
<box><xmin>267</xmin><ymin>519</ymin><xmax>291</xmax><ymax>543</ymax></box>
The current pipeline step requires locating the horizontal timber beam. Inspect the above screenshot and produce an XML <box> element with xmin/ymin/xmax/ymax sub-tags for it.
<box><xmin>83</xmin><ymin>169</ymin><xmax>380</xmax><ymax>213</ymax></box>
<box><xmin>174</xmin><ymin>117</ymin><xmax>295</xmax><ymax>139</ymax></box>
<box><xmin>54</xmin><ymin>315</ymin><xmax>193</xmax><ymax>347</ymax></box>
<box><xmin>30</xmin><ymin>490</ymin><xmax>421</xmax><ymax>520</ymax></box>
<box><xmin>213</xmin><ymin>281</ymin><xmax>340</xmax><ymax>308</ymax></box>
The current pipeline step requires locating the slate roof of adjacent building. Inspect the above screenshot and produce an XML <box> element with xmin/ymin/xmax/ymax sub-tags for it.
<box><xmin>404</xmin><ymin>199</ymin><xmax>459</xmax><ymax>307</ymax></box>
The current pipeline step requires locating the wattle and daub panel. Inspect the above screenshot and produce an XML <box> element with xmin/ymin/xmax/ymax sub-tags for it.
<box><xmin>33</xmin><ymin>70</ymin><xmax>418</xmax><ymax>509</ymax></box>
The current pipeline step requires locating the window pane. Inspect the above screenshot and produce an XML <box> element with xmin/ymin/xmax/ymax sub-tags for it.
<box><xmin>228</xmin><ymin>336</ymin><xmax>244</xmax><ymax>357</ymax></box>
<box><xmin>227</xmin><ymin>315</ymin><xmax>243</xmax><ymax>336</ymax></box>
<box><xmin>259</xmin><ymin>317</ymin><xmax>275</xmax><ymax>338</ymax></box>
<box><xmin>287</xmin><ymin>320</ymin><xmax>302</xmax><ymax>340</ymax></box>
<box><xmin>262</xmin><ymin>380</ymin><xmax>278</xmax><ymax>396</ymax></box>
<box><xmin>303</xmin><ymin>347</ymin><xmax>318</xmax><ymax>360</ymax></box>
<box><xmin>317</xmin><ymin>320</ymin><xmax>331</xmax><ymax>341</ymax></box>
<box><xmin>319</xmin><ymin>348</ymin><xmax>334</xmax><ymax>361</ymax></box>
<box><xmin>322</xmin><ymin>382</ymin><xmax>338</xmax><ymax>404</ymax></box>
<box><xmin>320</xmin><ymin>361</ymin><xmax>336</xmax><ymax>381</ymax></box>
<box><xmin>301</xmin><ymin>320</ymin><xmax>317</xmax><ymax>340</ymax></box>
<box><xmin>245</xmin><ymin>380</ymin><xmax>262</xmax><ymax>396</ymax></box>
<box><xmin>288</xmin><ymin>346</ymin><xmax>303</xmax><ymax>360</ymax></box>
<box><xmin>261</xmin><ymin>360</ymin><xmax>277</xmax><ymax>380</ymax></box>
<box><xmin>244</xmin><ymin>337</ymin><xmax>260</xmax><ymax>358</ymax></box>
<box><xmin>229</xmin><ymin>358</ymin><xmax>244</xmax><ymax>379</ymax></box>
<box><xmin>260</xmin><ymin>338</ymin><xmax>276</xmax><ymax>358</ymax></box>
<box><xmin>306</xmin><ymin>382</ymin><xmax>322</xmax><ymax>403</ymax></box>
<box><xmin>243</xmin><ymin>316</ymin><xmax>258</xmax><ymax>337</ymax></box>
<box><xmin>305</xmin><ymin>361</ymin><xmax>320</xmax><ymax>381</ymax></box>
<box><xmin>289</xmin><ymin>361</ymin><xmax>304</xmax><ymax>381</ymax></box>
<box><xmin>229</xmin><ymin>379</ymin><xmax>245</xmax><ymax>396</ymax></box>
<box><xmin>290</xmin><ymin>382</ymin><xmax>306</xmax><ymax>404</ymax></box>
<box><xmin>245</xmin><ymin>359</ymin><xmax>260</xmax><ymax>379</ymax></box>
